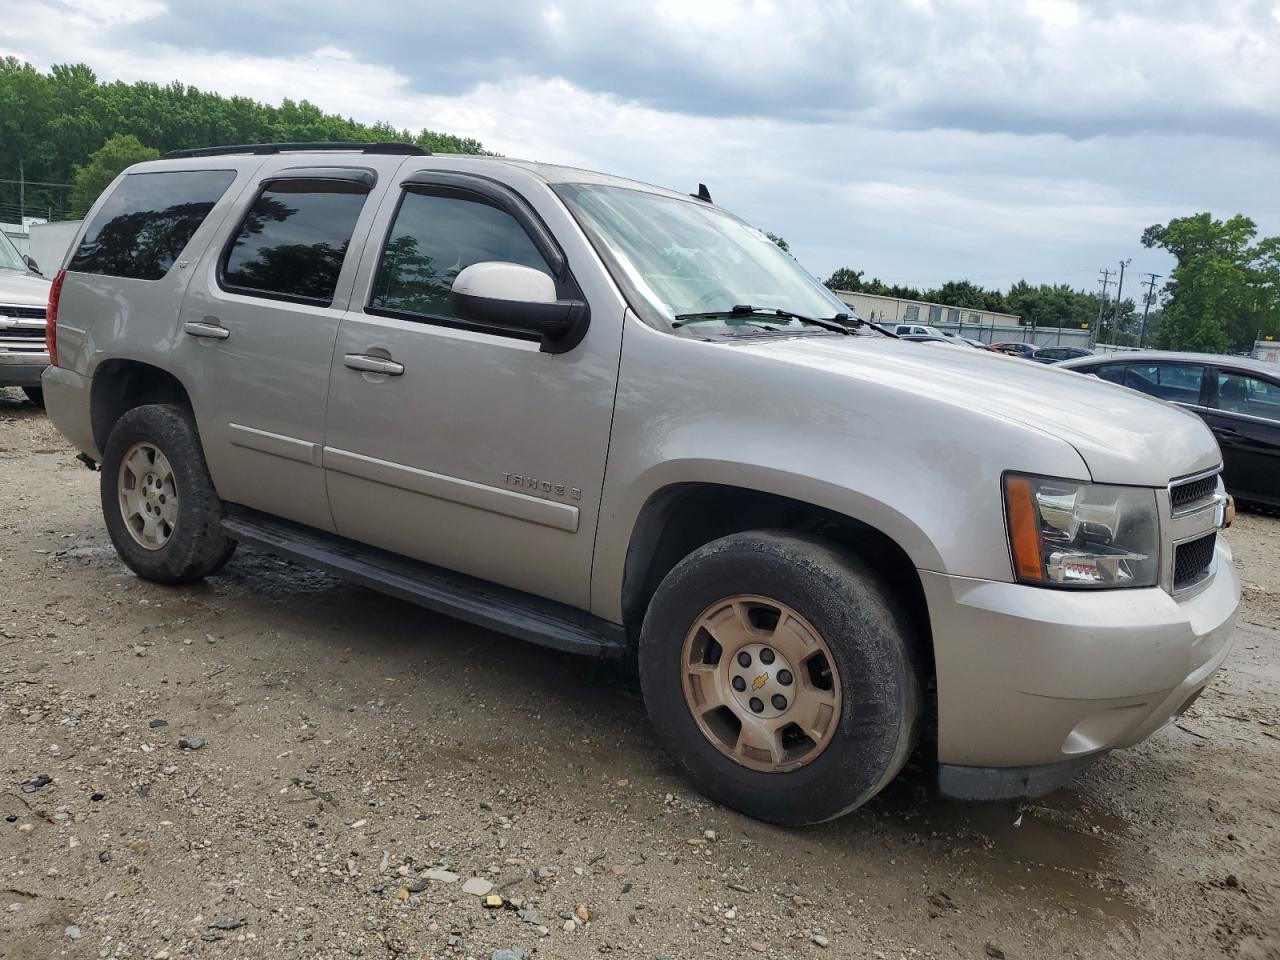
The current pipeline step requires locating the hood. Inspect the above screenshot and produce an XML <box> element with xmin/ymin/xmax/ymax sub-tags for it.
<box><xmin>0</xmin><ymin>269</ymin><xmax>52</xmax><ymax>308</ymax></box>
<box><xmin>732</xmin><ymin>335</ymin><xmax>1220</xmax><ymax>487</ymax></box>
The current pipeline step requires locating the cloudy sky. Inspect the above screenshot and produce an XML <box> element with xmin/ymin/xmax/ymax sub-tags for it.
<box><xmin>6</xmin><ymin>0</ymin><xmax>1279</xmax><ymax>296</ymax></box>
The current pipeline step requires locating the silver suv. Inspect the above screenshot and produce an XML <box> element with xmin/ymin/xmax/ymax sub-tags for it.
<box><xmin>42</xmin><ymin>144</ymin><xmax>1240</xmax><ymax>824</ymax></box>
<box><xmin>0</xmin><ymin>229</ymin><xmax>51</xmax><ymax>405</ymax></box>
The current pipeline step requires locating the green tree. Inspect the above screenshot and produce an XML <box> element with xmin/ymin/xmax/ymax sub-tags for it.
<box><xmin>824</xmin><ymin>267</ymin><xmax>864</xmax><ymax>291</ymax></box>
<box><xmin>70</xmin><ymin>134</ymin><xmax>160</xmax><ymax>216</ymax></box>
<box><xmin>1142</xmin><ymin>213</ymin><xmax>1280</xmax><ymax>351</ymax></box>
<box><xmin>765</xmin><ymin>232</ymin><xmax>790</xmax><ymax>252</ymax></box>
<box><xmin>0</xmin><ymin>59</ymin><xmax>488</xmax><ymax>222</ymax></box>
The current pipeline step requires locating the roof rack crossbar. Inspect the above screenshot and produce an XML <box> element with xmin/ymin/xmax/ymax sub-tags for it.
<box><xmin>162</xmin><ymin>142</ymin><xmax>430</xmax><ymax>159</ymax></box>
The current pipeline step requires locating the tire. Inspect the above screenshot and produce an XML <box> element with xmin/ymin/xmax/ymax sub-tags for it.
<box><xmin>22</xmin><ymin>386</ymin><xmax>43</xmax><ymax>407</ymax></box>
<box><xmin>100</xmin><ymin>404</ymin><xmax>236</xmax><ymax>584</ymax></box>
<box><xmin>638</xmin><ymin>531</ymin><xmax>920</xmax><ymax>825</ymax></box>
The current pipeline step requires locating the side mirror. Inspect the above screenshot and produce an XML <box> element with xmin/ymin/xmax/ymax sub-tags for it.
<box><xmin>23</xmin><ymin>255</ymin><xmax>41</xmax><ymax>275</ymax></box>
<box><xmin>451</xmin><ymin>262</ymin><xmax>589</xmax><ymax>353</ymax></box>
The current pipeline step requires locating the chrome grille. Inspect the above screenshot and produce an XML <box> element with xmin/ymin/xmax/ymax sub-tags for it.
<box><xmin>0</xmin><ymin>327</ymin><xmax>45</xmax><ymax>340</ymax></box>
<box><xmin>1170</xmin><ymin>472</ymin><xmax>1219</xmax><ymax>511</ymax></box>
<box><xmin>0</xmin><ymin>305</ymin><xmax>46</xmax><ymax>321</ymax></box>
<box><xmin>1173</xmin><ymin>532</ymin><xmax>1216</xmax><ymax>591</ymax></box>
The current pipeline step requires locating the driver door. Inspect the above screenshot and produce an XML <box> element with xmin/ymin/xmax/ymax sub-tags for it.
<box><xmin>322</xmin><ymin>169</ymin><xmax>623</xmax><ymax>609</ymax></box>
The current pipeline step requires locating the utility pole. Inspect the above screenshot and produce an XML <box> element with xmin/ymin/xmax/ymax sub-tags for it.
<box><xmin>1112</xmin><ymin>258</ymin><xmax>1131</xmax><ymax>342</ymax></box>
<box><xmin>18</xmin><ymin>156</ymin><xmax>24</xmax><ymax>223</ymax></box>
<box><xmin>1095</xmin><ymin>268</ymin><xmax>1115</xmax><ymax>345</ymax></box>
<box><xmin>1139</xmin><ymin>272</ymin><xmax>1161</xmax><ymax>348</ymax></box>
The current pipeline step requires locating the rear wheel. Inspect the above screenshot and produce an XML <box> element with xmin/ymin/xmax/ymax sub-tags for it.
<box><xmin>100</xmin><ymin>404</ymin><xmax>236</xmax><ymax>583</ymax></box>
<box><xmin>639</xmin><ymin>531</ymin><xmax>920</xmax><ymax>825</ymax></box>
<box><xmin>22</xmin><ymin>386</ymin><xmax>43</xmax><ymax>407</ymax></box>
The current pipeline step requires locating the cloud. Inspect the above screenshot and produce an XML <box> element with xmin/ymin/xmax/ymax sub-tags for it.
<box><xmin>3</xmin><ymin>0</ymin><xmax>1279</xmax><ymax>288</ymax></box>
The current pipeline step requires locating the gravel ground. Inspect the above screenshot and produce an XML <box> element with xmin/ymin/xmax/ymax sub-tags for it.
<box><xmin>2</xmin><ymin>387</ymin><xmax>1278</xmax><ymax>960</ymax></box>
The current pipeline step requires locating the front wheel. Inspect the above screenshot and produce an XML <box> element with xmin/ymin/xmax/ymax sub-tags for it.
<box><xmin>100</xmin><ymin>404</ymin><xmax>236</xmax><ymax>584</ymax></box>
<box><xmin>639</xmin><ymin>531</ymin><xmax>920</xmax><ymax>825</ymax></box>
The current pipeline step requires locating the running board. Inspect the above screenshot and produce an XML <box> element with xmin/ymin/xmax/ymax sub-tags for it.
<box><xmin>220</xmin><ymin>507</ymin><xmax>627</xmax><ymax>659</ymax></box>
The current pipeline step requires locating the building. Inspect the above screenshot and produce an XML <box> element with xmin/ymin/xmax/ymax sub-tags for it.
<box><xmin>832</xmin><ymin>289</ymin><xmax>1092</xmax><ymax>349</ymax></box>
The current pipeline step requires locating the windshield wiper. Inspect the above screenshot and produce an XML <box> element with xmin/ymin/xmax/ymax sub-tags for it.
<box><xmin>673</xmin><ymin>304</ymin><xmax>852</xmax><ymax>335</ymax></box>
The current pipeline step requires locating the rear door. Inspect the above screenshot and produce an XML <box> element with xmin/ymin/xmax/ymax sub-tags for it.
<box><xmin>172</xmin><ymin>163</ymin><xmax>389</xmax><ymax>532</ymax></box>
<box><xmin>1202</xmin><ymin>366</ymin><xmax>1280</xmax><ymax>504</ymax></box>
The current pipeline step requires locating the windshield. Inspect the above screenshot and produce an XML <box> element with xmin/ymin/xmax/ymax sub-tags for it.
<box><xmin>555</xmin><ymin>183</ymin><xmax>865</xmax><ymax>338</ymax></box>
<box><xmin>0</xmin><ymin>230</ymin><xmax>26</xmax><ymax>272</ymax></box>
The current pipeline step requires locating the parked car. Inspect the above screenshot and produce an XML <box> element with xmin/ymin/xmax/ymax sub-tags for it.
<box><xmin>1060</xmin><ymin>351</ymin><xmax>1279</xmax><ymax>508</ymax></box>
<box><xmin>1032</xmin><ymin>346</ymin><xmax>1093</xmax><ymax>364</ymax></box>
<box><xmin>988</xmin><ymin>340</ymin><xmax>1038</xmax><ymax>359</ymax></box>
<box><xmin>43</xmin><ymin>144</ymin><xmax>1239</xmax><ymax>824</ymax></box>
<box><xmin>898</xmin><ymin>333</ymin><xmax>958</xmax><ymax>346</ymax></box>
<box><xmin>958</xmin><ymin>337</ymin><xmax>988</xmax><ymax>350</ymax></box>
<box><xmin>893</xmin><ymin>323</ymin><xmax>949</xmax><ymax>337</ymax></box>
<box><xmin>0</xmin><ymin>229</ymin><xmax>51</xmax><ymax>406</ymax></box>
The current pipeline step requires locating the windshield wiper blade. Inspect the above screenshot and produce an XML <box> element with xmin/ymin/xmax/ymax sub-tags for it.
<box><xmin>674</xmin><ymin>304</ymin><xmax>852</xmax><ymax>335</ymax></box>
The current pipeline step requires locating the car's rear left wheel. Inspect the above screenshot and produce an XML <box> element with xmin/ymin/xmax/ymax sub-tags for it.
<box><xmin>100</xmin><ymin>404</ymin><xmax>236</xmax><ymax>583</ymax></box>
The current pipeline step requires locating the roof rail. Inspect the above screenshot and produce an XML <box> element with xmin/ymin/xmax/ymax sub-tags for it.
<box><xmin>162</xmin><ymin>142</ymin><xmax>430</xmax><ymax>159</ymax></box>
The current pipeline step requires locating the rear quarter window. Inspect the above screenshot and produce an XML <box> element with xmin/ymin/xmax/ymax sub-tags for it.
<box><xmin>68</xmin><ymin>170</ymin><xmax>236</xmax><ymax>280</ymax></box>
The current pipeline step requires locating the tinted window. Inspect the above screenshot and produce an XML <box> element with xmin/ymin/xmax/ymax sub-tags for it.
<box><xmin>1095</xmin><ymin>364</ymin><xmax>1125</xmax><ymax>384</ymax></box>
<box><xmin>1124</xmin><ymin>363</ymin><xmax>1204</xmax><ymax>403</ymax></box>
<box><xmin>370</xmin><ymin>190</ymin><xmax>550</xmax><ymax>321</ymax></box>
<box><xmin>222</xmin><ymin>181</ymin><xmax>368</xmax><ymax>304</ymax></box>
<box><xmin>68</xmin><ymin>170</ymin><xmax>235</xmax><ymax>280</ymax></box>
<box><xmin>1217</xmin><ymin>371</ymin><xmax>1280</xmax><ymax>420</ymax></box>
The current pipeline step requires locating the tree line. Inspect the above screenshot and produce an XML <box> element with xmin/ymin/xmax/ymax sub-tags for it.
<box><xmin>0</xmin><ymin>59</ymin><xmax>486</xmax><ymax>221</ymax></box>
<box><xmin>825</xmin><ymin>211</ymin><xmax>1280</xmax><ymax>352</ymax></box>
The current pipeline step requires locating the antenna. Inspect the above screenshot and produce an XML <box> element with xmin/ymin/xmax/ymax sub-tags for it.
<box><xmin>690</xmin><ymin>183</ymin><xmax>712</xmax><ymax>203</ymax></box>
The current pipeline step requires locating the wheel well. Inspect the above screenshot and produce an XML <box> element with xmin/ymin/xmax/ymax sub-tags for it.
<box><xmin>621</xmin><ymin>483</ymin><xmax>936</xmax><ymax>714</ymax></box>
<box><xmin>90</xmin><ymin>360</ymin><xmax>193</xmax><ymax>454</ymax></box>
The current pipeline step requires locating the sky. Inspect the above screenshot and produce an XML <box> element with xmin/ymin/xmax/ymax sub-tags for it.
<box><xmin>4</xmin><ymin>0</ymin><xmax>1279</xmax><ymax>297</ymax></box>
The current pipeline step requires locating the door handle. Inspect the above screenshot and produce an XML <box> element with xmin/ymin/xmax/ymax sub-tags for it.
<box><xmin>344</xmin><ymin>354</ymin><xmax>404</xmax><ymax>376</ymax></box>
<box><xmin>183</xmin><ymin>320</ymin><xmax>230</xmax><ymax>340</ymax></box>
<box><xmin>1214</xmin><ymin>426</ymin><xmax>1242</xmax><ymax>440</ymax></box>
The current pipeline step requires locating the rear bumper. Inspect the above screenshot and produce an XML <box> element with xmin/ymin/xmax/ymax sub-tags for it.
<box><xmin>923</xmin><ymin>537</ymin><xmax>1240</xmax><ymax>780</ymax></box>
<box><xmin>40</xmin><ymin>365</ymin><xmax>99</xmax><ymax>459</ymax></box>
<box><xmin>0</xmin><ymin>351</ymin><xmax>49</xmax><ymax>386</ymax></box>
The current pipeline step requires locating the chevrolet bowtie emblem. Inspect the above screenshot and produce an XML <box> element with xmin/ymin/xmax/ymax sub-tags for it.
<box><xmin>751</xmin><ymin>673</ymin><xmax>768</xmax><ymax>691</ymax></box>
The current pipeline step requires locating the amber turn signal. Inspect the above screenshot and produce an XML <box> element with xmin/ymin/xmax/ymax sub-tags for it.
<box><xmin>1005</xmin><ymin>474</ymin><xmax>1044</xmax><ymax>582</ymax></box>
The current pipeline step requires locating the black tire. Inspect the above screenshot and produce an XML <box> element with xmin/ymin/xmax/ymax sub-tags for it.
<box><xmin>22</xmin><ymin>386</ymin><xmax>43</xmax><ymax>407</ymax></box>
<box><xmin>639</xmin><ymin>531</ymin><xmax>920</xmax><ymax>825</ymax></box>
<box><xmin>100</xmin><ymin>404</ymin><xmax>236</xmax><ymax>584</ymax></box>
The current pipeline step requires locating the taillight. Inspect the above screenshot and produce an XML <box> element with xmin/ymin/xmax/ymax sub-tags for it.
<box><xmin>46</xmin><ymin>269</ymin><xmax>65</xmax><ymax>367</ymax></box>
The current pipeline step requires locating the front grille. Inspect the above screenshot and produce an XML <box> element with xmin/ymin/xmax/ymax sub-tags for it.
<box><xmin>1173</xmin><ymin>532</ymin><xmax>1216</xmax><ymax>590</ymax></box>
<box><xmin>0</xmin><ymin>327</ymin><xmax>45</xmax><ymax>339</ymax></box>
<box><xmin>0</xmin><ymin>305</ymin><xmax>46</xmax><ymax>321</ymax></box>
<box><xmin>1170</xmin><ymin>473</ymin><xmax>1218</xmax><ymax>511</ymax></box>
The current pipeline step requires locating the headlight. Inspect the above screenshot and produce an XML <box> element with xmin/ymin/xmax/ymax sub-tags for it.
<box><xmin>1004</xmin><ymin>474</ymin><xmax>1160</xmax><ymax>588</ymax></box>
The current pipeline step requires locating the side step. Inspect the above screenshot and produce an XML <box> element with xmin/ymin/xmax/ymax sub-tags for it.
<box><xmin>220</xmin><ymin>507</ymin><xmax>627</xmax><ymax>659</ymax></box>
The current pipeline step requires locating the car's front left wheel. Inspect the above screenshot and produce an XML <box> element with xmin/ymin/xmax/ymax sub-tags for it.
<box><xmin>638</xmin><ymin>531</ymin><xmax>921</xmax><ymax>825</ymax></box>
<box><xmin>100</xmin><ymin>404</ymin><xmax>236</xmax><ymax>584</ymax></box>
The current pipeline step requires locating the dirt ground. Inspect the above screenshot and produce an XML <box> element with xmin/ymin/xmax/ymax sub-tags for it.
<box><xmin>2</xmin><ymin>387</ymin><xmax>1277</xmax><ymax>960</ymax></box>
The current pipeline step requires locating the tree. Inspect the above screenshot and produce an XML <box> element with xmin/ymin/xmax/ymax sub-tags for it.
<box><xmin>766</xmin><ymin>232</ymin><xmax>790</xmax><ymax>252</ymax></box>
<box><xmin>70</xmin><ymin>134</ymin><xmax>159</xmax><ymax>216</ymax></box>
<box><xmin>824</xmin><ymin>267</ymin><xmax>864</xmax><ymax>291</ymax></box>
<box><xmin>1142</xmin><ymin>213</ymin><xmax>1280</xmax><ymax>351</ymax></box>
<box><xmin>1</xmin><ymin>60</ymin><xmax>488</xmax><ymax>222</ymax></box>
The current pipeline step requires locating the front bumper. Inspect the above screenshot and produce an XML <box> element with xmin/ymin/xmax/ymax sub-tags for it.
<box><xmin>0</xmin><ymin>350</ymin><xmax>49</xmax><ymax>387</ymax></box>
<box><xmin>923</xmin><ymin>537</ymin><xmax>1240</xmax><ymax>790</ymax></box>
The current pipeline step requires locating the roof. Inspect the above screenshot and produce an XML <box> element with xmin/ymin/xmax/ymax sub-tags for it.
<box><xmin>1059</xmin><ymin>350</ymin><xmax>1280</xmax><ymax>375</ymax></box>
<box><xmin>148</xmin><ymin>144</ymin><xmax>704</xmax><ymax>206</ymax></box>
